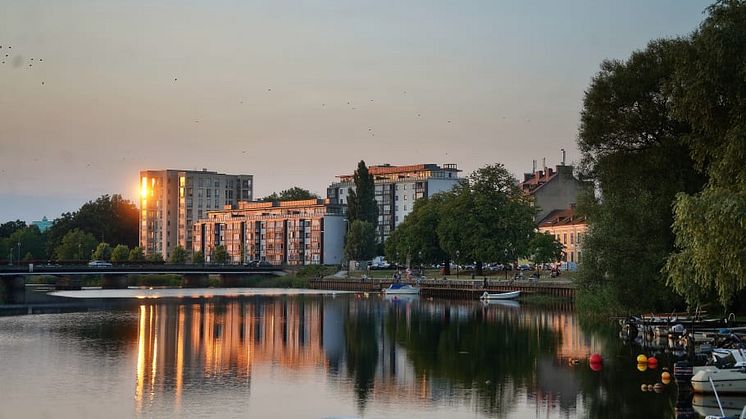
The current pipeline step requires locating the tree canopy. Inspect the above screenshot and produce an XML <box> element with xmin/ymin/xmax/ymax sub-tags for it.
<box><xmin>347</xmin><ymin>161</ymin><xmax>378</xmax><ymax>228</ymax></box>
<box><xmin>385</xmin><ymin>194</ymin><xmax>448</xmax><ymax>268</ymax></box>
<box><xmin>54</xmin><ymin>229</ymin><xmax>97</xmax><ymax>260</ymax></box>
<box><xmin>665</xmin><ymin>0</ymin><xmax>746</xmax><ymax>308</ymax></box>
<box><xmin>260</xmin><ymin>187</ymin><xmax>318</xmax><ymax>202</ymax></box>
<box><xmin>344</xmin><ymin>220</ymin><xmax>377</xmax><ymax>261</ymax></box>
<box><xmin>528</xmin><ymin>232</ymin><xmax>564</xmax><ymax>265</ymax></box>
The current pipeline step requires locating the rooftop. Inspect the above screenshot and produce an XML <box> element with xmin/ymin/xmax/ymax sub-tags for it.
<box><xmin>538</xmin><ymin>207</ymin><xmax>587</xmax><ymax>228</ymax></box>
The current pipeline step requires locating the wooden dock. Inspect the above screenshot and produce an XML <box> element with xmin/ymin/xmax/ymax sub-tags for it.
<box><xmin>309</xmin><ymin>278</ymin><xmax>576</xmax><ymax>300</ymax></box>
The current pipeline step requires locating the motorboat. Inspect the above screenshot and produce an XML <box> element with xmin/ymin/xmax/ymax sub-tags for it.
<box><xmin>480</xmin><ymin>290</ymin><xmax>521</xmax><ymax>300</ymax></box>
<box><xmin>691</xmin><ymin>349</ymin><xmax>746</xmax><ymax>394</ymax></box>
<box><xmin>382</xmin><ymin>283</ymin><xmax>420</xmax><ymax>295</ymax></box>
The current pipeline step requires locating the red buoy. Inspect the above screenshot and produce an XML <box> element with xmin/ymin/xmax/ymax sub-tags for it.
<box><xmin>589</xmin><ymin>353</ymin><xmax>602</xmax><ymax>364</ymax></box>
<box><xmin>648</xmin><ymin>357</ymin><xmax>658</xmax><ymax>369</ymax></box>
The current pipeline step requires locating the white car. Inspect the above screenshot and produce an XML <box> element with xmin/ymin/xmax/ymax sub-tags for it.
<box><xmin>88</xmin><ymin>260</ymin><xmax>112</xmax><ymax>268</ymax></box>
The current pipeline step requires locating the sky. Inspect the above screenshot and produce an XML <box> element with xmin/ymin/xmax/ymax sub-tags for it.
<box><xmin>0</xmin><ymin>0</ymin><xmax>712</xmax><ymax>222</ymax></box>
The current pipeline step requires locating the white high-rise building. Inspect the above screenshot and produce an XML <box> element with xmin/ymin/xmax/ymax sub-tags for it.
<box><xmin>327</xmin><ymin>163</ymin><xmax>461</xmax><ymax>242</ymax></box>
<box><xmin>139</xmin><ymin>169</ymin><xmax>253</xmax><ymax>258</ymax></box>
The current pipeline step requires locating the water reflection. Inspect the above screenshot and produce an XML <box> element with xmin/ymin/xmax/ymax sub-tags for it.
<box><xmin>129</xmin><ymin>296</ymin><xmax>600</xmax><ymax>418</ymax></box>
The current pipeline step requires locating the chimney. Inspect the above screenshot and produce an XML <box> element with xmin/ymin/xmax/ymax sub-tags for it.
<box><xmin>542</xmin><ymin>157</ymin><xmax>546</xmax><ymax>173</ymax></box>
<box><xmin>532</xmin><ymin>160</ymin><xmax>537</xmax><ymax>173</ymax></box>
<box><xmin>560</xmin><ymin>149</ymin><xmax>566</xmax><ymax>166</ymax></box>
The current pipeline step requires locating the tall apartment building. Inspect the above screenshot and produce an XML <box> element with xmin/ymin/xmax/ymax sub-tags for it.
<box><xmin>327</xmin><ymin>163</ymin><xmax>461</xmax><ymax>242</ymax></box>
<box><xmin>139</xmin><ymin>169</ymin><xmax>253</xmax><ymax>259</ymax></box>
<box><xmin>192</xmin><ymin>199</ymin><xmax>345</xmax><ymax>265</ymax></box>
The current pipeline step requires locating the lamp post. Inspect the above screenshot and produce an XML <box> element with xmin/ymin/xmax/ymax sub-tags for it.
<box><xmin>456</xmin><ymin>250</ymin><xmax>460</xmax><ymax>278</ymax></box>
<box><xmin>9</xmin><ymin>248</ymin><xmax>13</xmax><ymax>266</ymax></box>
<box><xmin>17</xmin><ymin>241</ymin><xmax>21</xmax><ymax>264</ymax></box>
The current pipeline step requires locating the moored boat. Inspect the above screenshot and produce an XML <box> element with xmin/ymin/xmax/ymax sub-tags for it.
<box><xmin>691</xmin><ymin>368</ymin><xmax>746</xmax><ymax>394</ymax></box>
<box><xmin>480</xmin><ymin>290</ymin><xmax>521</xmax><ymax>300</ymax></box>
<box><xmin>382</xmin><ymin>284</ymin><xmax>420</xmax><ymax>295</ymax></box>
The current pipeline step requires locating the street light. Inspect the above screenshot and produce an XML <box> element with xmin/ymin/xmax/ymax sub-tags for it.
<box><xmin>17</xmin><ymin>241</ymin><xmax>21</xmax><ymax>264</ymax></box>
<box><xmin>456</xmin><ymin>250</ymin><xmax>460</xmax><ymax>278</ymax></box>
<box><xmin>9</xmin><ymin>248</ymin><xmax>13</xmax><ymax>266</ymax></box>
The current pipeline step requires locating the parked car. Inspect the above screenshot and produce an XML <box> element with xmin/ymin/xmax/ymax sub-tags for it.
<box><xmin>88</xmin><ymin>260</ymin><xmax>112</xmax><ymax>268</ymax></box>
<box><xmin>257</xmin><ymin>261</ymin><xmax>273</xmax><ymax>268</ymax></box>
<box><xmin>518</xmin><ymin>264</ymin><xmax>532</xmax><ymax>271</ymax></box>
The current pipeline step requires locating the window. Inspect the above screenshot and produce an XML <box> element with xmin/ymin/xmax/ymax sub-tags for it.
<box><xmin>403</xmin><ymin>205</ymin><xmax>407</xmax><ymax>211</ymax></box>
<box><xmin>404</xmin><ymin>195</ymin><xmax>407</xmax><ymax>200</ymax></box>
<box><xmin>570</xmin><ymin>233</ymin><xmax>574</xmax><ymax>244</ymax></box>
<box><xmin>577</xmin><ymin>233</ymin><xmax>582</xmax><ymax>244</ymax></box>
<box><xmin>563</xmin><ymin>233</ymin><xmax>567</xmax><ymax>244</ymax></box>
<box><xmin>206</xmin><ymin>188</ymin><xmax>211</xmax><ymax>198</ymax></box>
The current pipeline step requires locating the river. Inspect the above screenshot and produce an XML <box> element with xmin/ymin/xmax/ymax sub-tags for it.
<box><xmin>0</xmin><ymin>288</ymin><xmax>729</xmax><ymax>418</ymax></box>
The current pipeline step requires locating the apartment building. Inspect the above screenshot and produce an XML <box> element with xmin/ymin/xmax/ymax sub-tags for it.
<box><xmin>537</xmin><ymin>206</ymin><xmax>587</xmax><ymax>270</ymax></box>
<box><xmin>327</xmin><ymin>163</ymin><xmax>460</xmax><ymax>242</ymax></box>
<box><xmin>520</xmin><ymin>161</ymin><xmax>590</xmax><ymax>223</ymax></box>
<box><xmin>139</xmin><ymin>169</ymin><xmax>253</xmax><ymax>259</ymax></box>
<box><xmin>192</xmin><ymin>199</ymin><xmax>345</xmax><ymax>265</ymax></box>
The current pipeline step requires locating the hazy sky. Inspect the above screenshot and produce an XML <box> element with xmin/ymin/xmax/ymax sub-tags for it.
<box><xmin>0</xmin><ymin>0</ymin><xmax>711</xmax><ymax>222</ymax></box>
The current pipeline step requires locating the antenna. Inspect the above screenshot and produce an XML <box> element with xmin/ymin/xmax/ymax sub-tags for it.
<box><xmin>561</xmin><ymin>149</ymin><xmax>566</xmax><ymax>166</ymax></box>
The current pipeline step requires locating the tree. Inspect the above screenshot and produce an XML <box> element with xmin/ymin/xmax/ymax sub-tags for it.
<box><xmin>665</xmin><ymin>0</ymin><xmax>746</xmax><ymax>308</ymax></box>
<box><xmin>344</xmin><ymin>220</ymin><xmax>377</xmax><ymax>261</ymax></box>
<box><xmin>192</xmin><ymin>250</ymin><xmax>205</xmax><ymax>264</ymax></box>
<box><xmin>576</xmin><ymin>38</ymin><xmax>703</xmax><ymax>311</ymax></box>
<box><xmin>22</xmin><ymin>252</ymin><xmax>33</xmax><ymax>262</ymax></box>
<box><xmin>6</xmin><ymin>226</ymin><xmax>47</xmax><ymax>261</ymax></box>
<box><xmin>92</xmin><ymin>242</ymin><xmax>113</xmax><ymax>261</ymax></box>
<box><xmin>170</xmin><ymin>245</ymin><xmax>188</xmax><ymax>264</ymax></box>
<box><xmin>213</xmin><ymin>245</ymin><xmax>229</xmax><ymax>263</ymax></box>
<box><xmin>385</xmin><ymin>195</ymin><xmax>449</xmax><ymax>270</ymax></box>
<box><xmin>347</xmin><ymin>161</ymin><xmax>378</xmax><ymax>228</ymax></box>
<box><xmin>438</xmin><ymin>164</ymin><xmax>536</xmax><ymax>275</ymax></box>
<box><xmin>111</xmin><ymin>245</ymin><xmax>130</xmax><ymax>263</ymax></box>
<box><xmin>528</xmin><ymin>232</ymin><xmax>564</xmax><ymax>265</ymax></box>
<box><xmin>146</xmin><ymin>252</ymin><xmax>164</xmax><ymax>263</ymax></box>
<box><xmin>128</xmin><ymin>246</ymin><xmax>145</xmax><ymax>262</ymax></box>
<box><xmin>260</xmin><ymin>187</ymin><xmax>318</xmax><ymax>202</ymax></box>
<box><xmin>45</xmin><ymin>194</ymin><xmax>139</xmax><ymax>255</ymax></box>
<box><xmin>54</xmin><ymin>229</ymin><xmax>97</xmax><ymax>260</ymax></box>
<box><xmin>0</xmin><ymin>220</ymin><xmax>26</xmax><ymax>238</ymax></box>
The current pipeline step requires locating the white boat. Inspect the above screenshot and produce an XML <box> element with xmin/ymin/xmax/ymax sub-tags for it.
<box><xmin>695</xmin><ymin>349</ymin><xmax>746</xmax><ymax>375</ymax></box>
<box><xmin>692</xmin><ymin>368</ymin><xmax>746</xmax><ymax>394</ymax></box>
<box><xmin>481</xmin><ymin>299</ymin><xmax>520</xmax><ymax>308</ymax></box>
<box><xmin>480</xmin><ymin>290</ymin><xmax>521</xmax><ymax>300</ymax></box>
<box><xmin>692</xmin><ymin>394</ymin><xmax>746</xmax><ymax>418</ymax></box>
<box><xmin>382</xmin><ymin>284</ymin><xmax>420</xmax><ymax>295</ymax></box>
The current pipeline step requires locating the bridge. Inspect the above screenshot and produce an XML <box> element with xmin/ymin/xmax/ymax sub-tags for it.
<box><xmin>0</xmin><ymin>264</ymin><xmax>285</xmax><ymax>290</ymax></box>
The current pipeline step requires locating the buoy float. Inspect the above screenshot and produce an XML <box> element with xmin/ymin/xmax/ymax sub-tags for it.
<box><xmin>640</xmin><ymin>384</ymin><xmax>647</xmax><ymax>392</ymax></box>
<box><xmin>653</xmin><ymin>383</ymin><xmax>664</xmax><ymax>393</ymax></box>
<box><xmin>589</xmin><ymin>353</ymin><xmax>602</xmax><ymax>364</ymax></box>
<box><xmin>661</xmin><ymin>371</ymin><xmax>671</xmax><ymax>385</ymax></box>
<box><xmin>637</xmin><ymin>362</ymin><xmax>648</xmax><ymax>372</ymax></box>
<box><xmin>648</xmin><ymin>357</ymin><xmax>658</xmax><ymax>369</ymax></box>
<box><xmin>637</xmin><ymin>354</ymin><xmax>648</xmax><ymax>363</ymax></box>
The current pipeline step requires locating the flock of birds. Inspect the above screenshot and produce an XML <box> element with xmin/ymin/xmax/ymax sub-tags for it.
<box><xmin>2</xmin><ymin>41</ymin><xmax>529</xmax><ymax>143</ymax></box>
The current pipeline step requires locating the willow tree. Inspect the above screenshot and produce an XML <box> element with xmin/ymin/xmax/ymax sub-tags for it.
<box><xmin>665</xmin><ymin>0</ymin><xmax>746</xmax><ymax>308</ymax></box>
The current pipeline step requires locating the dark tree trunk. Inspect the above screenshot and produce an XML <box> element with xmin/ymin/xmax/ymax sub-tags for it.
<box><xmin>443</xmin><ymin>258</ymin><xmax>451</xmax><ymax>275</ymax></box>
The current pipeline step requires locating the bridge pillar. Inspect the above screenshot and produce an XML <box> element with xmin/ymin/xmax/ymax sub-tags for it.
<box><xmin>101</xmin><ymin>274</ymin><xmax>129</xmax><ymax>289</ymax></box>
<box><xmin>1</xmin><ymin>275</ymin><xmax>26</xmax><ymax>304</ymax></box>
<box><xmin>219</xmin><ymin>274</ymin><xmax>249</xmax><ymax>287</ymax></box>
<box><xmin>182</xmin><ymin>274</ymin><xmax>209</xmax><ymax>288</ymax></box>
<box><xmin>55</xmin><ymin>275</ymin><xmax>82</xmax><ymax>290</ymax></box>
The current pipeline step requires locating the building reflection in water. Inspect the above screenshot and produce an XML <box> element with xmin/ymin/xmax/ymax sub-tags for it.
<box><xmin>133</xmin><ymin>296</ymin><xmax>600</xmax><ymax>417</ymax></box>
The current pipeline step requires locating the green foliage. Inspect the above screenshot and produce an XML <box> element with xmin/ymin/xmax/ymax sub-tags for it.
<box><xmin>169</xmin><ymin>245</ymin><xmax>188</xmax><ymax>264</ymax></box>
<box><xmin>385</xmin><ymin>195</ymin><xmax>448</xmax><ymax>267</ymax></box>
<box><xmin>438</xmin><ymin>164</ymin><xmax>535</xmax><ymax>270</ymax></box>
<box><xmin>294</xmin><ymin>264</ymin><xmax>336</xmax><ymax>278</ymax></box>
<box><xmin>146</xmin><ymin>252</ymin><xmax>164</xmax><ymax>263</ymax></box>
<box><xmin>92</xmin><ymin>242</ymin><xmax>112</xmax><ymax>261</ymax></box>
<box><xmin>111</xmin><ymin>245</ymin><xmax>130</xmax><ymax>263</ymax></box>
<box><xmin>213</xmin><ymin>245</ymin><xmax>229</xmax><ymax>263</ymax></box>
<box><xmin>665</xmin><ymin>0</ymin><xmax>746</xmax><ymax>308</ymax></box>
<box><xmin>347</xmin><ymin>161</ymin><xmax>379</xmax><ymax>228</ymax></box>
<box><xmin>128</xmin><ymin>246</ymin><xmax>145</xmax><ymax>262</ymax></box>
<box><xmin>192</xmin><ymin>250</ymin><xmax>205</xmax><ymax>264</ymax></box>
<box><xmin>45</xmin><ymin>194</ymin><xmax>139</xmax><ymax>256</ymax></box>
<box><xmin>577</xmin><ymin>37</ymin><xmax>702</xmax><ymax>312</ymax></box>
<box><xmin>54</xmin><ymin>229</ymin><xmax>97</xmax><ymax>260</ymax></box>
<box><xmin>0</xmin><ymin>220</ymin><xmax>27</xmax><ymax>238</ymax></box>
<box><xmin>528</xmin><ymin>232</ymin><xmax>563</xmax><ymax>265</ymax></box>
<box><xmin>260</xmin><ymin>187</ymin><xmax>318</xmax><ymax>202</ymax></box>
<box><xmin>344</xmin><ymin>220</ymin><xmax>377</xmax><ymax>261</ymax></box>
<box><xmin>2</xmin><ymin>225</ymin><xmax>47</xmax><ymax>261</ymax></box>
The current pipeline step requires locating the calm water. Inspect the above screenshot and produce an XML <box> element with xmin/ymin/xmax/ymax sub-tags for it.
<box><xmin>0</xmin><ymin>290</ymin><xmax>726</xmax><ymax>418</ymax></box>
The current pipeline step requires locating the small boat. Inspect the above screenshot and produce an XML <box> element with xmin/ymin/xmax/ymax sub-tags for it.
<box><xmin>382</xmin><ymin>284</ymin><xmax>420</xmax><ymax>295</ymax></box>
<box><xmin>480</xmin><ymin>290</ymin><xmax>521</xmax><ymax>300</ymax></box>
<box><xmin>481</xmin><ymin>299</ymin><xmax>520</xmax><ymax>308</ymax></box>
<box><xmin>692</xmin><ymin>368</ymin><xmax>746</xmax><ymax>394</ymax></box>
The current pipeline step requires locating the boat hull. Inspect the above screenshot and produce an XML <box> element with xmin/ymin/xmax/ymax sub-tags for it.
<box><xmin>691</xmin><ymin>368</ymin><xmax>746</xmax><ymax>394</ymax></box>
<box><xmin>480</xmin><ymin>291</ymin><xmax>521</xmax><ymax>300</ymax></box>
<box><xmin>382</xmin><ymin>287</ymin><xmax>420</xmax><ymax>295</ymax></box>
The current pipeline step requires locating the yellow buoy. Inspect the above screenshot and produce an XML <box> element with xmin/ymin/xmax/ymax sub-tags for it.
<box><xmin>637</xmin><ymin>362</ymin><xmax>648</xmax><ymax>372</ymax></box>
<box><xmin>661</xmin><ymin>371</ymin><xmax>671</xmax><ymax>385</ymax></box>
<box><xmin>636</xmin><ymin>354</ymin><xmax>648</xmax><ymax>363</ymax></box>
